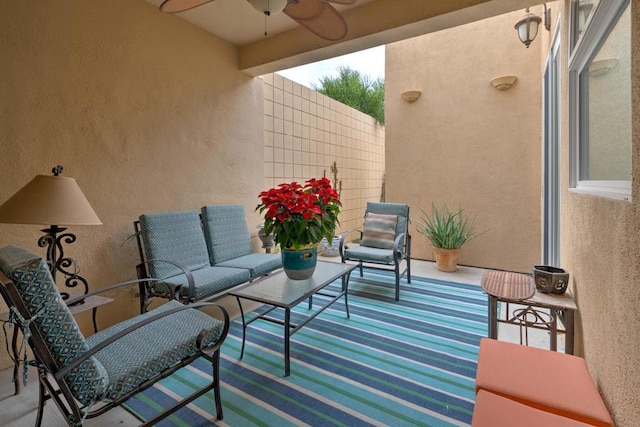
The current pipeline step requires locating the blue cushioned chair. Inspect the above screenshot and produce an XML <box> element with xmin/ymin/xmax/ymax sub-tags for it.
<box><xmin>340</xmin><ymin>202</ymin><xmax>411</xmax><ymax>301</ymax></box>
<box><xmin>0</xmin><ymin>245</ymin><xmax>229</xmax><ymax>426</ymax></box>
<box><xmin>135</xmin><ymin>210</ymin><xmax>251</xmax><ymax>311</ymax></box>
<box><xmin>201</xmin><ymin>204</ymin><xmax>281</xmax><ymax>278</ymax></box>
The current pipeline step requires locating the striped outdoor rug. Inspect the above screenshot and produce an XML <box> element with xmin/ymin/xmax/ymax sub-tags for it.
<box><xmin>123</xmin><ymin>268</ymin><xmax>487</xmax><ymax>426</ymax></box>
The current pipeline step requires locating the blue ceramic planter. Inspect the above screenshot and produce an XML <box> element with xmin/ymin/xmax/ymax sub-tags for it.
<box><xmin>281</xmin><ymin>247</ymin><xmax>318</xmax><ymax>280</ymax></box>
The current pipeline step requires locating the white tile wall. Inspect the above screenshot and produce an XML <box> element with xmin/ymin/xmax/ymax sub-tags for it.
<box><xmin>262</xmin><ymin>74</ymin><xmax>386</xmax><ymax>234</ymax></box>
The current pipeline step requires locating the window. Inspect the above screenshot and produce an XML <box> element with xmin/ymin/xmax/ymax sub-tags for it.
<box><xmin>543</xmin><ymin>26</ymin><xmax>561</xmax><ymax>266</ymax></box>
<box><xmin>569</xmin><ymin>0</ymin><xmax>600</xmax><ymax>54</ymax></box>
<box><xmin>569</xmin><ymin>0</ymin><xmax>631</xmax><ymax>200</ymax></box>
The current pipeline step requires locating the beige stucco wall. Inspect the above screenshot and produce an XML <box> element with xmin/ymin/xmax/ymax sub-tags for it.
<box><xmin>262</xmin><ymin>73</ymin><xmax>386</xmax><ymax>235</ymax></box>
<box><xmin>559</xmin><ymin>1</ymin><xmax>640</xmax><ymax>425</ymax></box>
<box><xmin>385</xmin><ymin>9</ymin><xmax>544</xmax><ymax>272</ymax></box>
<box><xmin>0</xmin><ymin>1</ymin><xmax>266</xmax><ymax>368</ymax></box>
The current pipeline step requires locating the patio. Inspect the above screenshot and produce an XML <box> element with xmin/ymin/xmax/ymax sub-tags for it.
<box><xmin>0</xmin><ymin>0</ymin><xmax>638</xmax><ymax>425</ymax></box>
<box><xmin>1</xmin><ymin>255</ymin><xmax>575</xmax><ymax>425</ymax></box>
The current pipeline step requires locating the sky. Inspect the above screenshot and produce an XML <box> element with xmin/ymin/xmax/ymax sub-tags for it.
<box><xmin>276</xmin><ymin>45</ymin><xmax>385</xmax><ymax>89</ymax></box>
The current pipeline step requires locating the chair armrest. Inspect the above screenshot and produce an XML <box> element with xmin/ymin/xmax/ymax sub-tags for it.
<box><xmin>338</xmin><ymin>229</ymin><xmax>362</xmax><ymax>255</ymax></box>
<box><xmin>393</xmin><ymin>232</ymin><xmax>411</xmax><ymax>262</ymax></box>
<box><xmin>137</xmin><ymin>259</ymin><xmax>196</xmax><ymax>301</ymax></box>
<box><xmin>393</xmin><ymin>232</ymin><xmax>406</xmax><ymax>252</ymax></box>
<box><xmin>55</xmin><ymin>301</ymin><xmax>229</xmax><ymax>380</ymax></box>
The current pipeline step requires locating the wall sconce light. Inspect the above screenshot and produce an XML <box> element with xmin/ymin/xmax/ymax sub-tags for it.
<box><xmin>490</xmin><ymin>75</ymin><xmax>518</xmax><ymax>90</ymax></box>
<box><xmin>401</xmin><ymin>91</ymin><xmax>422</xmax><ymax>103</ymax></box>
<box><xmin>589</xmin><ymin>58</ymin><xmax>619</xmax><ymax>77</ymax></box>
<box><xmin>515</xmin><ymin>4</ymin><xmax>551</xmax><ymax>48</ymax></box>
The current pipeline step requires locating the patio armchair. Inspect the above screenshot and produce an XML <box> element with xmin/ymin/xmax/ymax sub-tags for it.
<box><xmin>340</xmin><ymin>202</ymin><xmax>411</xmax><ymax>301</ymax></box>
<box><xmin>0</xmin><ymin>245</ymin><xmax>229</xmax><ymax>426</ymax></box>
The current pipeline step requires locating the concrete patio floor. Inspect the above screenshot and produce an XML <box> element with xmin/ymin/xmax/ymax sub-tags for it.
<box><xmin>0</xmin><ymin>258</ymin><xmax>563</xmax><ymax>426</ymax></box>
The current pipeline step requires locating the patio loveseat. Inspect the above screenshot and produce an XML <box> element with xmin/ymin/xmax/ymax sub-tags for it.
<box><xmin>134</xmin><ymin>205</ymin><xmax>281</xmax><ymax>312</ymax></box>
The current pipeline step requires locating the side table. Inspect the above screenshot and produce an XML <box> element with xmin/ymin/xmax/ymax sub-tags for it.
<box><xmin>481</xmin><ymin>270</ymin><xmax>577</xmax><ymax>355</ymax></box>
<box><xmin>1</xmin><ymin>294</ymin><xmax>113</xmax><ymax>395</ymax></box>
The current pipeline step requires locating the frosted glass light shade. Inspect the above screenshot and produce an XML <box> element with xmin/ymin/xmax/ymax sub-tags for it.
<box><xmin>515</xmin><ymin>10</ymin><xmax>541</xmax><ymax>48</ymax></box>
<box><xmin>247</xmin><ymin>0</ymin><xmax>288</xmax><ymax>15</ymax></box>
<box><xmin>0</xmin><ymin>175</ymin><xmax>102</xmax><ymax>226</ymax></box>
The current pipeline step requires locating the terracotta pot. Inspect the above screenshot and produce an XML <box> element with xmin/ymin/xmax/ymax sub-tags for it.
<box><xmin>433</xmin><ymin>247</ymin><xmax>460</xmax><ymax>272</ymax></box>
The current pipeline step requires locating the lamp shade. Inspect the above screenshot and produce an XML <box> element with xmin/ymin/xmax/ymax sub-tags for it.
<box><xmin>0</xmin><ymin>175</ymin><xmax>102</xmax><ymax>226</ymax></box>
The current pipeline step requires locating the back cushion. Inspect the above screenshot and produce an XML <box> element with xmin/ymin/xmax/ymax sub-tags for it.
<box><xmin>201</xmin><ymin>205</ymin><xmax>252</xmax><ymax>264</ymax></box>
<box><xmin>361</xmin><ymin>213</ymin><xmax>398</xmax><ymax>249</ymax></box>
<box><xmin>0</xmin><ymin>245</ymin><xmax>108</xmax><ymax>405</ymax></box>
<box><xmin>139</xmin><ymin>211</ymin><xmax>211</xmax><ymax>278</ymax></box>
<box><xmin>366</xmin><ymin>202</ymin><xmax>409</xmax><ymax>236</ymax></box>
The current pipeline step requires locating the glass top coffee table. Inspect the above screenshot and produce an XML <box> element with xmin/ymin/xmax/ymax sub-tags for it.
<box><xmin>230</xmin><ymin>261</ymin><xmax>357</xmax><ymax>376</ymax></box>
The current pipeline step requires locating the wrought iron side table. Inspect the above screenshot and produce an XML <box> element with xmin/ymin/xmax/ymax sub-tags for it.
<box><xmin>481</xmin><ymin>270</ymin><xmax>577</xmax><ymax>355</ymax></box>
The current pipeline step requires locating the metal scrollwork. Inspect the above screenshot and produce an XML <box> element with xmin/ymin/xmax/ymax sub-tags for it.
<box><xmin>38</xmin><ymin>225</ymin><xmax>89</xmax><ymax>300</ymax></box>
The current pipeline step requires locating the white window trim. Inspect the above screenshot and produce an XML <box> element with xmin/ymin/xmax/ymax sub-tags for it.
<box><xmin>570</xmin><ymin>181</ymin><xmax>631</xmax><ymax>201</ymax></box>
<box><xmin>568</xmin><ymin>0</ymin><xmax>631</xmax><ymax>202</ymax></box>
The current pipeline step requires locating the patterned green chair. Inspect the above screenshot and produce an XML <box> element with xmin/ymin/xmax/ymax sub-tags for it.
<box><xmin>201</xmin><ymin>204</ymin><xmax>281</xmax><ymax>278</ymax></box>
<box><xmin>135</xmin><ymin>210</ymin><xmax>251</xmax><ymax>311</ymax></box>
<box><xmin>0</xmin><ymin>245</ymin><xmax>229</xmax><ymax>426</ymax></box>
<box><xmin>340</xmin><ymin>202</ymin><xmax>411</xmax><ymax>301</ymax></box>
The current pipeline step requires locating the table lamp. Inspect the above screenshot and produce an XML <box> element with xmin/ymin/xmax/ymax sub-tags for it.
<box><xmin>0</xmin><ymin>165</ymin><xmax>102</xmax><ymax>296</ymax></box>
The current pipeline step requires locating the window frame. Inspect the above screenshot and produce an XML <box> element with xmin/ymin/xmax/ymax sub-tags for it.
<box><xmin>568</xmin><ymin>0</ymin><xmax>631</xmax><ymax>201</ymax></box>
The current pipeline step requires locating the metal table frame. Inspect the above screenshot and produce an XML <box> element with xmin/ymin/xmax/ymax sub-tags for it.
<box><xmin>230</xmin><ymin>261</ymin><xmax>357</xmax><ymax>376</ymax></box>
<box><xmin>485</xmin><ymin>282</ymin><xmax>577</xmax><ymax>354</ymax></box>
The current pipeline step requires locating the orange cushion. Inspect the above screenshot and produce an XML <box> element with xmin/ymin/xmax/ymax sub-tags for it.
<box><xmin>473</xmin><ymin>390</ymin><xmax>593</xmax><ymax>427</ymax></box>
<box><xmin>476</xmin><ymin>338</ymin><xmax>613</xmax><ymax>427</ymax></box>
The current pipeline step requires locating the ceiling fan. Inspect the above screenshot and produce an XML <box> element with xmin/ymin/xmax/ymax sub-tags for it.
<box><xmin>159</xmin><ymin>0</ymin><xmax>357</xmax><ymax>41</ymax></box>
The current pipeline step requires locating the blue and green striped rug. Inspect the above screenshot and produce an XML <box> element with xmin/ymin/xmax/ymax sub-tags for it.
<box><xmin>123</xmin><ymin>268</ymin><xmax>487</xmax><ymax>426</ymax></box>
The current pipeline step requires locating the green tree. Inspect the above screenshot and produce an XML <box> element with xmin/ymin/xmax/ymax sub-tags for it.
<box><xmin>313</xmin><ymin>65</ymin><xmax>385</xmax><ymax>125</ymax></box>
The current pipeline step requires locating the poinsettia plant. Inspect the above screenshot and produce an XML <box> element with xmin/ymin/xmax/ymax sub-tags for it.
<box><xmin>257</xmin><ymin>178</ymin><xmax>341</xmax><ymax>250</ymax></box>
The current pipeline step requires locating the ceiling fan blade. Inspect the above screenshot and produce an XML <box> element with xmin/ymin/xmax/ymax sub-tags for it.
<box><xmin>325</xmin><ymin>0</ymin><xmax>357</xmax><ymax>4</ymax></box>
<box><xmin>283</xmin><ymin>0</ymin><xmax>325</xmax><ymax>21</ymax></box>
<box><xmin>159</xmin><ymin>0</ymin><xmax>215</xmax><ymax>14</ymax></box>
<box><xmin>284</xmin><ymin>1</ymin><xmax>348</xmax><ymax>41</ymax></box>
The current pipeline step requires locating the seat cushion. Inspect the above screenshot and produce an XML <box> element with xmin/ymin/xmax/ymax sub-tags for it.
<box><xmin>476</xmin><ymin>338</ymin><xmax>613</xmax><ymax>427</ymax></box>
<box><xmin>344</xmin><ymin>245</ymin><xmax>395</xmax><ymax>264</ymax></box>
<box><xmin>0</xmin><ymin>246</ymin><xmax>108</xmax><ymax>406</ymax></box>
<box><xmin>139</xmin><ymin>211</ymin><xmax>210</xmax><ymax>279</ymax></box>
<box><xmin>160</xmin><ymin>266</ymin><xmax>251</xmax><ymax>301</ymax></box>
<box><xmin>201</xmin><ymin>205</ymin><xmax>253</xmax><ymax>265</ymax></box>
<box><xmin>361</xmin><ymin>212</ymin><xmax>398</xmax><ymax>249</ymax></box>
<box><xmin>472</xmin><ymin>390</ymin><xmax>592</xmax><ymax>427</ymax></box>
<box><xmin>86</xmin><ymin>300</ymin><xmax>225</xmax><ymax>400</ymax></box>
<box><xmin>215</xmin><ymin>253</ymin><xmax>281</xmax><ymax>277</ymax></box>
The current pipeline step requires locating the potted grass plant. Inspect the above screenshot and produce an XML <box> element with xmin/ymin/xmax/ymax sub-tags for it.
<box><xmin>416</xmin><ymin>203</ymin><xmax>484</xmax><ymax>272</ymax></box>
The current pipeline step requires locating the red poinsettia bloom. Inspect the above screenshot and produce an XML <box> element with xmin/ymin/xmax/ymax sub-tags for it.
<box><xmin>257</xmin><ymin>177</ymin><xmax>341</xmax><ymax>250</ymax></box>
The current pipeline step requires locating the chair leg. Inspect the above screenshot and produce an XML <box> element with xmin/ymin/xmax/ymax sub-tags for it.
<box><xmin>35</xmin><ymin>378</ymin><xmax>46</xmax><ymax>427</ymax></box>
<box><xmin>407</xmin><ymin>256</ymin><xmax>411</xmax><ymax>283</ymax></box>
<box><xmin>359</xmin><ymin>262</ymin><xmax>363</xmax><ymax>278</ymax></box>
<box><xmin>212</xmin><ymin>351</ymin><xmax>224</xmax><ymax>420</ymax></box>
<box><xmin>394</xmin><ymin>264</ymin><xmax>400</xmax><ymax>301</ymax></box>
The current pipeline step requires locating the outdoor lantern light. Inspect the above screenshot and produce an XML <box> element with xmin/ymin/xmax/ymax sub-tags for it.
<box><xmin>515</xmin><ymin>5</ymin><xmax>550</xmax><ymax>48</ymax></box>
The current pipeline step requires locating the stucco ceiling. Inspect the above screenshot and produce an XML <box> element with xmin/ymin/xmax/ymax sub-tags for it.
<box><xmin>147</xmin><ymin>0</ymin><xmax>376</xmax><ymax>46</ymax></box>
<box><xmin>146</xmin><ymin>0</ymin><xmax>535</xmax><ymax>75</ymax></box>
